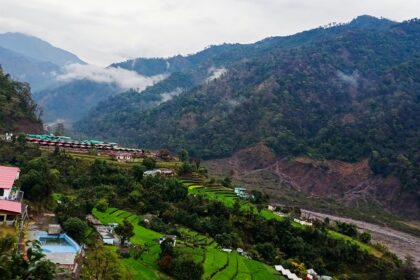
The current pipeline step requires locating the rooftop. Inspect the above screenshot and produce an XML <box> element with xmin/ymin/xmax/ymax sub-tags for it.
<box><xmin>0</xmin><ymin>200</ymin><xmax>22</xmax><ymax>213</ymax></box>
<box><xmin>0</xmin><ymin>166</ymin><xmax>20</xmax><ymax>189</ymax></box>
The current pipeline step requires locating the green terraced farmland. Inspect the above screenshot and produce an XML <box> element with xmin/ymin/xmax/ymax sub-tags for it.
<box><xmin>92</xmin><ymin>208</ymin><xmax>167</xmax><ymax>280</ymax></box>
<box><xmin>94</xmin><ymin>207</ymin><xmax>284</xmax><ymax>280</ymax></box>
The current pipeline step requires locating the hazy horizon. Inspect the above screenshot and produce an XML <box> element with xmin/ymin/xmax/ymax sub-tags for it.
<box><xmin>0</xmin><ymin>0</ymin><xmax>419</xmax><ymax>66</ymax></box>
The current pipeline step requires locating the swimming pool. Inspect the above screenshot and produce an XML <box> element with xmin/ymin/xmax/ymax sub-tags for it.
<box><xmin>36</xmin><ymin>231</ymin><xmax>81</xmax><ymax>253</ymax></box>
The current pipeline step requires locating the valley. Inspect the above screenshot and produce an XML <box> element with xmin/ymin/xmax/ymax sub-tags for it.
<box><xmin>0</xmin><ymin>10</ymin><xmax>419</xmax><ymax>280</ymax></box>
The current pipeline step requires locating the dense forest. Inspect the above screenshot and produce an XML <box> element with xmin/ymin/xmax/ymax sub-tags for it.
<box><xmin>0</xmin><ymin>67</ymin><xmax>42</xmax><ymax>133</ymax></box>
<box><xmin>76</xmin><ymin>18</ymin><xmax>420</xmax><ymax>196</ymax></box>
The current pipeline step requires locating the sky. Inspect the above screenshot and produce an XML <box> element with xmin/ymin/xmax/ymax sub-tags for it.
<box><xmin>0</xmin><ymin>0</ymin><xmax>419</xmax><ymax>66</ymax></box>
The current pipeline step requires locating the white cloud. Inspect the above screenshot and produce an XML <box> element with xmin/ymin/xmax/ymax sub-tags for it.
<box><xmin>337</xmin><ymin>70</ymin><xmax>359</xmax><ymax>87</ymax></box>
<box><xmin>159</xmin><ymin>88</ymin><xmax>183</xmax><ymax>104</ymax></box>
<box><xmin>206</xmin><ymin>67</ymin><xmax>227</xmax><ymax>82</ymax></box>
<box><xmin>56</xmin><ymin>63</ymin><xmax>165</xmax><ymax>91</ymax></box>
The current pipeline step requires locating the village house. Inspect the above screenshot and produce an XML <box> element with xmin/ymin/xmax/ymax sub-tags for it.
<box><xmin>113</xmin><ymin>152</ymin><xmax>133</xmax><ymax>162</ymax></box>
<box><xmin>159</xmin><ymin>235</ymin><xmax>177</xmax><ymax>246</ymax></box>
<box><xmin>86</xmin><ymin>214</ymin><xmax>117</xmax><ymax>245</ymax></box>
<box><xmin>234</xmin><ymin>187</ymin><xmax>249</xmax><ymax>199</ymax></box>
<box><xmin>0</xmin><ymin>133</ymin><xmax>14</xmax><ymax>142</ymax></box>
<box><xmin>0</xmin><ymin>166</ymin><xmax>26</xmax><ymax>226</ymax></box>
<box><xmin>144</xmin><ymin>168</ymin><xmax>174</xmax><ymax>177</ymax></box>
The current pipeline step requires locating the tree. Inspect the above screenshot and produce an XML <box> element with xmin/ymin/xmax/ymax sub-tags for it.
<box><xmin>115</xmin><ymin>219</ymin><xmax>134</xmax><ymax>246</ymax></box>
<box><xmin>250</xmin><ymin>190</ymin><xmax>269</xmax><ymax>204</ymax></box>
<box><xmin>132</xmin><ymin>164</ymin><xmax>145</xmax><ymax>181</ymax></box>
<box><xmin>221</xmin><ymin>177</ymin><xmax>231</xmax><ymax>188</ymax></box>
<box><xmin>178</xmin><ymin>161</ymin><xmax>194</xmax><ymax>175</ymax></box>
<box><xmin>95</xmin><ymin>198</ymin><xmax>109</xmax><ymax>212</ymax></box>
<box><xmin>401</xmin><ymin>255</ymin><xmax>419</xmax><ymax>280</ymax></box>
<box><xmin>178</xmin><ymin>149</ymin><xmax>189</xmax><ymax>162</ymax></box>
<box><xmin>63</xmin><ymin>217</ymin><xmax>88</xmax><ymax>243</ymax></box>
<box><xmin>81</xmin><ymin>244</ymin><xmax>127</xmax><ymax>280</ymax></box>
<box><xmin>359</xmin><ymin>232</ymin><xmax>371</xmax><ymax>243</ymax></box>
<box><xmin>142</xmin><ymin>158</ymin><xmax>156</xmax><ymax>170</ymax></box>
<box><xmin>0</xmin><ymin>237</ymin><xmax>56</xmax><ymax>280</ymax></box>
<box><xmin>173</xmin><ymin>257</ymin><xmax>203</xmax><ymax>280</ymax></box>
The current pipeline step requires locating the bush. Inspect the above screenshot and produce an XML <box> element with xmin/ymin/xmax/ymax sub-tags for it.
<box><xmin>95</xmin><ymin>198</ymin><xmax>108</xmax><ymax>212</ymax></box>
<box><xmin>359</xmin><ymin>232</ymin><xmax>371</xmax><ymax>244</ymax></box>
<box><xmin>63</xmin><ymin>217</ymin><xmax>88</xmax><ymax>243</ymax></box>
<box><xmin>173</xmin><ymin>257</ymin><xmax>203</xmax><ymax>280</ymax></box>
<box><xmin>117</xmin><ymin>248</ymin><xmax>130</xmax><ymax>258</ymax></box>
<box><xmin>142</xmin><ymin>158</ymin><xmax>156</xmax><ymax>170</ymax></box>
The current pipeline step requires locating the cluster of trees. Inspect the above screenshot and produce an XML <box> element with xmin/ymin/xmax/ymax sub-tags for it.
<box><xmin>334</xmin><ymin>221</ymin><xmax>371</xmax><ymax>243</ymax></box>
<box><xmin>0</xmin><ymin>67</ymin><xmax>42</xmax><ymax>133</ymax></box>
<box><xmin>158</xmin><ymin>239</ymin><xmax>203</xmax><ymax>280</ymax></box>
<box><xmin>0</xmin><ymin>236</ymin><xmax>56</xmax><ymax>280</ymax></box>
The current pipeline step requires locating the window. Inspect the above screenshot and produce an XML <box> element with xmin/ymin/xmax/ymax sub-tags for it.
<box><xmin>6</xmin><ymin>215</ymin><xmax>15</xmax><ymax>221</ymax></box>
<box><xmin>0</xmin><ymin>215</ymin><xmax>5</xmax><ymax>222</ymax></box>
<box><xmin>0</xmin><ymin>189</ymin><xmax>4</xmax><ymax>196</ymax></box>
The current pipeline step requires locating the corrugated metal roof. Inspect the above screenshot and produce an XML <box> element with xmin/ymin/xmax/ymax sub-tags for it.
<box><xmin>0</xmin><ymin>200</ymin><xmax>21</xmax><ymax>213</ymax></box>
<box><xmin>0</xmin><ymin>166</ymin><xmax>20</xmax><ymax>190</ymax></box>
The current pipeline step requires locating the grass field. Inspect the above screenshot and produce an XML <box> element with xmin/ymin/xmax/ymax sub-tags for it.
<box><xmin>92</xmin><ymin>207</ymin><xmax>284</xmax><ymax>280</ymax></box>
<box><xmin>68</xmin><ymin>152</ymin><xmax>182</xmax><ymax>170</ymax></box>
<box><xmin>93</xmin><ymin>208</ymin><xmax>169</xmax><ymax>280</ymax></box>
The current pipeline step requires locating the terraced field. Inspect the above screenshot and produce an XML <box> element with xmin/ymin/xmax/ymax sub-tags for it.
<box><xmin>93</xmin><ymin>208</ymin><xmax>283</xmax><ymax>280</ymax></box>
<box><xmin>93</xmin><ymin>208</ymin><xmax>170</xmax><ymax>280</ymax></box>
<box><xmin>182</xmin><ymin>180</ymin><xmax>283</xmax><ymax>221</ymax></box>
<box><xmin>181</xmin><ymin>180</ymin><xmax>382</xmax><ymax>257</ymax></box>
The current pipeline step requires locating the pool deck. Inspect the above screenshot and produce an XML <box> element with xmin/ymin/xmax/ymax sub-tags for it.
<box><xmin>44</xmin><ymin>252</ymin><xmax>78</xmax><ymax>265</ymax></box>
<box><xmin>27</xmin><ymin>230</ymin><xmax>81</xmax><ymax>265</ymax></box>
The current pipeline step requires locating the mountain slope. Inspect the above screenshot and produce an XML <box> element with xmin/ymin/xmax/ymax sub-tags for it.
<box><xmin>33</xmin><ymin>80</ymin><xmax>120</xmax><ymax>123</ymax></box>
<box><xmin>0</xmin><ymin>32</ymin><xmax>86</xmax><ymax>92</ymax></box>
<box><xmin>0</xmin><ymin>32</ymin><xmax>85</xmax><ymax>66</ymax></box>
<box><xmin>0</xmin><ymin>46</ymin><xmax>61</xmax><ymax>91</ymax></box>
<box><xmin>0</xmin><ymin>67</ymin><xmax>42</xmax><ymax>133</ymax></box>
<box><xmin>80</xmin><ymin>16</ymin><xmax>399</xmax><ymax>135</ymax></box>
<box><xmin>76</xmin><ymin>17</ymin><xmax>420</xmax><ymax>218</ymax></box>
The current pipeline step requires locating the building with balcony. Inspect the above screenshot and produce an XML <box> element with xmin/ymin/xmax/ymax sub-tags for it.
<box><xmin>0</xmin><ymin>166</ymin><xmax>25</xmax><ymax>226</ymax></box>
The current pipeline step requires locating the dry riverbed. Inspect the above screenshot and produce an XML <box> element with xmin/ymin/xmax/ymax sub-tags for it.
<box><xmin>301</xmin><ymin>209</ymin><xmax>420</xmax><ymax>268</ymax></box>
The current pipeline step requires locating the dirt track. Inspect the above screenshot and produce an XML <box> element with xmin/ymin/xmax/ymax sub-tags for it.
<box><xmin>301</xmin><ymin>209</ymin><xmax>420</xmax><ymax>268</ymax></box>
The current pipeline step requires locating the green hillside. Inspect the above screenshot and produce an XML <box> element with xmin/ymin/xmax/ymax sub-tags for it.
<box><xmin>0</xmin><ymin>67</ymin><xmax>42</xmax><ymax>133</ymax></box>
<box><xmin>77</xmin><ymin>18</ymin><xmax>420</xmax><ymax>196</ymax></box>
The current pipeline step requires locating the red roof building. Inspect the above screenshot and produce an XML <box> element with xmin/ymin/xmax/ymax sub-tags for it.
<box><xmin>0</xmin><ymin>166</ymin><xmax>23</xmax><ymax>225</ymax></box>
<box><xmin>0</xmin><ymin>166</ymin><xmax>20</xmax><ymax>189</ymax></box>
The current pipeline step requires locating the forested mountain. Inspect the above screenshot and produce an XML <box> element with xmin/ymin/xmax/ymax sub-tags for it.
<box><xmin>79</xmin><ymin>16</ymin><xmax>399</xmax><ymax>133</ymax></box>
<box><xmin>26</xmin><ymin>16</ymin><xmax>397</xmax><ymax>124</ymax></box>
<box><xmin>0</xmin><ymin>45</ymin><xmax>61</xmax><ymax>92</ymax></box>
<box><xmin>76</xmin><ymin>17</ymin><xmax>420</xmax><ymax>217</ymax></box>
<box><xmin>33</xmin><ymin>80</ymin><xmax>120</xmax><ymax>123</ymax></box>
<box><xmin>0</xmin><ymin>67</ymin><xmax>42</xmax><ymax>133</ymax></box>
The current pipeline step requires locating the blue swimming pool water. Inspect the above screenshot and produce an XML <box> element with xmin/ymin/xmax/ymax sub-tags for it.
<box><xmin>36</xmin><ymin>232</ymin><xmax>81</xmax><ymax>253</ymax></box>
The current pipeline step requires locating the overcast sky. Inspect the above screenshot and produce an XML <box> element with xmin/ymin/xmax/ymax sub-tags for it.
<box><xmin>0</xmin><ymin>0</ymin><xmax>418</xmax><ymax>66</ymax></box>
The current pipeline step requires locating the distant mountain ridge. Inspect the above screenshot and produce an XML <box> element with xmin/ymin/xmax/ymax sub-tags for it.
<box><xmin>0</xmin><ymin>32</ymin><xmax>85</xmax><ymax>92</ymax></box>
<box><xmin>0</xmin><ymin>32</ymin><xmax>85</xmax><ymax>66</ymax></box>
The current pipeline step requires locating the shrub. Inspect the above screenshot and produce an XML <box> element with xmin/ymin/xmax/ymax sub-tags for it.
<box><xmin>95</xmin><ymin>198</ymin><xmax>108</xmax><ymax>212</ymax></box>
<box><xmin>63</xmin><ymin>217</ymin><xmax>88</xmax><ymax>243</ymax></box>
